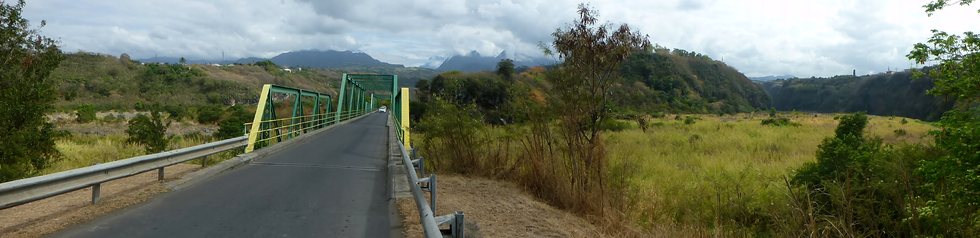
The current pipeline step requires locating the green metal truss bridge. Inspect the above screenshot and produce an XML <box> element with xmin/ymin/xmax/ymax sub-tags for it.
<box><xmin>0</xmin><ymin>73</ymin><xmax>464</xmax><ymax>238</ymax></box>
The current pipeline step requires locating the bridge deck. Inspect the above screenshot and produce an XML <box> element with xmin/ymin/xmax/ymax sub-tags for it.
<box><xmin>54</xmin><ymin>113</ymin><xmax>396</xmax><ymax>238</ymax></box>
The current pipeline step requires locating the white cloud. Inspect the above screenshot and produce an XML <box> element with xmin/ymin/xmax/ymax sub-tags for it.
<box><xmin>21</xmin><ymin>0</ymin><xmax>980</xmax><ymax>77</ymax></box>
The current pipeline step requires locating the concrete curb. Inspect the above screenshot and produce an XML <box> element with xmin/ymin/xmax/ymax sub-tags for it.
<box><xmin>166</xmin><ymin>113</ymin><xmax>377</xmax><ymax>191</ymax></box>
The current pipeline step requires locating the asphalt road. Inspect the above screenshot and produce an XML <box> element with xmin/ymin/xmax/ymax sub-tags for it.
<box><xmin>55</xmin><ymin>113</ymin><xmax>396</xmax><ymax>238</ymax></box>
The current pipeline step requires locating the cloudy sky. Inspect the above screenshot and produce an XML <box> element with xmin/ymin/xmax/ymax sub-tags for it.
<box><xmin>22</xmin><ymin>0</ymin><xmax>979</xmax><ymax>77</ymax></box>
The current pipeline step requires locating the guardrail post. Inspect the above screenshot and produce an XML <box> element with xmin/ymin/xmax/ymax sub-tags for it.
<box><xmin>157</xmin><ymin>167</ymin><xmax>165</xmax><ymax>181</ymax></box>
<box><xmin>91</xmin><ymin>183</ymin><xmax>101</xmax><ymax>204</ymax></box>
<box><xmin>453</xmin><ymin>211</ymin><xmax>465</xmax><ymax>238</ymax></box>
<box><xmin>430</xmin><ymin>174</ymin><xmax>437</xmax><ymax>215</ymax></box>
<box><xmin>418</xmin><ymin>157</ymin><xmax>425</xmax><ymax>176</ymax></box>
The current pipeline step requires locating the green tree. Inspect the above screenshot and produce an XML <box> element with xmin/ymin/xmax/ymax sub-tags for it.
<box><xmin>907</xmin><ymin>1</ymin><xmax>980</xmax><ymax>234</ymax></box>
<box><xmin>126</xmin><ymin>111</ymin><xmax>171</xmax><ymax>153</ymax></box>
<box><xmin>0</xmin><ymin>0</ymin><xmax>64</xmax><ymax>182</ymax></box>
<box><xmin>75</xmin><ymin>104</ymin><xmax>96</xmax><ymax>123</ymax></box>
<box><xmin>214</xmin><ymin>105</ymin><xmax>250</xmax><ymax>139</ymax></box>
<box><xmin>546</xmin><ymin>3</ymin><xmax>650</xmax><ymax>214</ymax></box>
<box><xmin>496</xmin><ymin>59</ymin><xmax>515</xmax><ymax>81</ymax></box>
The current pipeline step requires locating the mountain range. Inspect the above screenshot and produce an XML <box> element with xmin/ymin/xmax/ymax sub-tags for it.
<box><xmin>435</xmin><ymin>50</ymin><xmax>555</xmax><ymax>72</ymax></box>
<box><xmin>138</xmin><ymin>50</ymin><xmax>554</xmax><ymax>73</ymax></box>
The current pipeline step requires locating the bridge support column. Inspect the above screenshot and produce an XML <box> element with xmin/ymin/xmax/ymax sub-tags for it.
<box><xmin>400</xmin><ymin>87</ymin><xmax>410</xmax><ymax>149</ymax></box>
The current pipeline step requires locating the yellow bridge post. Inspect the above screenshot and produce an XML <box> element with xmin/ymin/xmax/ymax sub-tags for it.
<box><xmin>245</xmin><ymin>84</ymin><xmax>272</xmax><ymax>153</ymax></box>
<box><xmin>400</xmin><ymin>87</ymin><xmax>410</xmax><ymax>149</ymax></box>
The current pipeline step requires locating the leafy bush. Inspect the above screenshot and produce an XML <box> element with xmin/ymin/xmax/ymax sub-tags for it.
<box><xmin>599</xmin><ymin>119</ymin><xmax>630</xmax><ymax>131</ymax></box>
<box><xmin>761</xmin><ymin>117</ymin><xmax>797</xmax><ymax>127</ymax></box>
<box><xmin>75</xmin><ymin>104</ymin><xmax>97</xmax><ymax>123</ymax></box>
<box><xmin>196</xmin><ymin>105</ymin><xmax>223</xmax><ymax>124</ymax></box>
<box><xmin>215</xmin><ymin>119</ymin><xmax>245</xmax><ymax>139</ymax></box>
<box><xmin>789</xmin><ymin>112</ymin><xmax>930</xmax><ymax>236</ymax></box>
<box><xmin>683</xmin><ymin>116</ymin><xmax>698</xmax><ymax>125</ymax></box>
<box><xmin>126</xmin><ymin>111</ymin><xmax>171</xmax><ymax>153</ymax></box>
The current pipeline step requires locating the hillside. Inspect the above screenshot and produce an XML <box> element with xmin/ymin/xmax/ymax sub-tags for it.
<box><xmin>49</xmin><ymin>52</ymin><xmax>341</xmax><ymax>111</ymax></box>
<box><xmin>615</xmin><ymin>49</ymin><xmax>770</xmax><ymax>114</ymax></box>
<box><xmin>136</xmin><ymin>50</ymin><xmax>438</xmax><ymax>87</ymax></box>
<box><xmin>758</xmin><ymin>71</ymin><xmax>953</xmax><ymax>120</ymax></box>
<box><xmin>436</xmin><ymin>51</ymin><xmax>555</xmax><ymax>72</ymax></box>
<box><xmin>270</xmin><ymin>50</ymin><xmax>401</xmax><ymax>68</ymax></box>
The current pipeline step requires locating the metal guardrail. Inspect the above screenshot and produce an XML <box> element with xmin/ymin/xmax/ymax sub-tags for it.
<box><xmin>398</xmin><ymin>141</ymin><xmax>465</xmax><ymax>238</ymax></box>
<box><xmin>0</xmin><ymin>136</ymin><xmax>248</xmax><ymax>209</ymax></box>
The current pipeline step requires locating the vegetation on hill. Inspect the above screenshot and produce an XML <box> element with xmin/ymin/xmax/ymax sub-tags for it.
<box><xmin>617</xmin><ymin>48</ymin><xmax>771</xmax><ymax>114</ymax></box>
<box><xmin>758</xmin><ymin>71</ymin><xmax>953</xmax><ymax>121</ymax></box>
<box><xmin>47</xmin><ymin>52</ymin><xmax>341</xmax><ymax>112</ymax></box>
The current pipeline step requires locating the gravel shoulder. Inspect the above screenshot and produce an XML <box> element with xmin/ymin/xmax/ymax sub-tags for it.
<box><xmin>397</xmin><ymin>174</ymin><xmax>605</xmax><ymax>238</ymax></box>
<box><xmin>0</xmin><ymin>164</ymin><xmax>200</xmax><ymax>238</ymax></box>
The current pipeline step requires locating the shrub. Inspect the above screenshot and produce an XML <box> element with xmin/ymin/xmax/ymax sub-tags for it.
<box><xmin>600</xmin><ymin>119</ymin><xmax>631</xmax><ymax>131</ymax></box>
<box><xmin>215</xmin><ymin>118</ymin><xmax>245</xmax><ymax>139</ymax></box>
<box><xmin>684</xmin><ymin>115</ymin><xmax>698</xmax><ymax>125</ymax></box>
<box><xmin>126</xmin><ymin>111</ymin><xmax>171</xmax><ymax>153</ymax></box>
<box><xmin>75</xmin><ymin>104</ymin><xmax>96</xmax><ymax>123</ymax></box>
<box><xmin>196</xmin><ymin>105</ymin><xmax>223</xmax><ymax>124</ymax></box>
<box><xmin>761</xmin><ymin>117</ymin><xmax>798</xmax><ymax>127</ymax></box>
<box><xmin>163</xmin><ymin>104</ymin><xmax>188</xmax><ymax>122</ymax></box>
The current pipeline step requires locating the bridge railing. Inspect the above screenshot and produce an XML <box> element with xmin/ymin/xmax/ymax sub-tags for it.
<box><xmin>245</xmin><ymin>84</ymin><xmax>373</xmax><ymax>153</ymax></box>
<box><xmin>0</xmin><ymin>136</ymin><xmax>248</xmax><ymax>209</ymax></box>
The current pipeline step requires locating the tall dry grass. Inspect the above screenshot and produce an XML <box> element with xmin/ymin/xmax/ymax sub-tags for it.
<box><xmin>606</xmin><ymin>113</ymin><xmax>933</xmax><ymax>235</ymax></box>
<box><xmin>418</xmin><ymin>111</ymin><xmax>935</xmax><ymax>236</ymax></box>
<box><xmin>44</xmin><ymin>125</ymin><xmax>236</xmax><ymax>175</ymax></box>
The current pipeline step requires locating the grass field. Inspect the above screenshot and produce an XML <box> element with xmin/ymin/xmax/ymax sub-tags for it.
<box><xmin>605</xmin><ymin>113</ymin><xmax>934</xmax><ymax>234</ymax></box>
<box><xmin>43</xmin><ymin>121</ymin><xmax>234</xmax><ymax>175</ymax></box>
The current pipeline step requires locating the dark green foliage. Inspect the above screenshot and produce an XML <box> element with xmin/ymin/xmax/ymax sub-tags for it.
<box><xmin>599</xmin><ymin>119</ymin><xmax>630</xmax><ymax>131</ymax></box>
<box><xmin>214</xmin><ymin>105</ymin><xmax>252</xmax><ymax>140</ymax></box>
<box><xmin>683</xmin><ymin>116</ymin><xmax>698</xmax><ymax>125</ymax></box>
<box><xmin>417</xmin><ymin>72</ymin><xmax>516</xmax><ymax>124</ymax></box>
<box><xmin>0</xmin><ymin>0</ymin><xmax>63</xmax><ymax>182</ymax></box>
<box><xmin>496</xmin><ymin>59</ymin><xmax>515</xmax><ymax>81</ymax></box>
<box><xmin>215</xmin><ymin>119</ymin><xmax>244</xmax><ymax>139</ymax></box>
<box><xmin>253</xmin><ymin>60</ymin><xmax>279</xmax><ymax>72</ymax></box>
<box><xmin>162</xmin><ymin>104</ymin><xmax>188</xmax><ymax>121</ymax></box>
<box><xmin>760</xmin><ymin>117</ymin><xmax>796</xmax><ymax>127</ymax></box>
<box><xmin>917</xmin><ymin>108</ymin><xmax>980</xmax><ymax>234</ymax></box>
<box><xmin>791</xmin><ymin>113</ymin><xmax>901</xmax><ymax>235</ymax></box>
<box><xmin>617</xmin><ymin>48</ymin><xmax>770</xmax><ymax>114</ymax></box>
<box><xmin>196</xmin><ymin>105</ymin><xmax>223</xmax><ymax>124</ymax></box>
<box><xmin>905</xmin><ymin>1</ymin><xmax>980</xmax><ymax>234</ymax></box>
<box><xmin>759</xmin><ymin>71</ymin><xmax>953</xmax><ymax>121</ymax></box>
<box><xmin>900</xmin><ymin>118</ymin><xmax>909</xmax><ymax>124</ymax></box>
<box><xmin>126</xmin><ymin>111</ymin><xmax>171</xmax><ymax>153</ymax></box>
<box><xmin>75</xmin><ymin>104</ymin><xmax>96</xmax><ymax>123</ymax></box>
